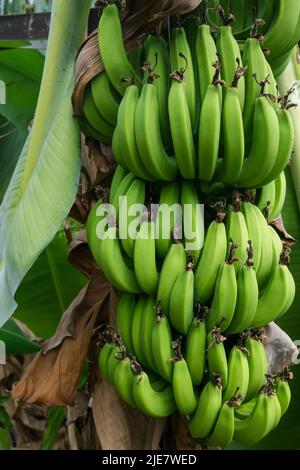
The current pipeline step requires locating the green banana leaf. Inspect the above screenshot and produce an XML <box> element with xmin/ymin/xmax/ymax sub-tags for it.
<box><xmin>40</xmin><ymin>407</ymin><xmax>66</xmax><ymax>450</ymax></box>
<box><xmin>0</xmin><ymin>48</ymin><xmax>44</xmax><ymax>129</ymax></box>
<box><xmin>0</xmin><ymin>317</ymin><xmax>40</xmax><ymax>354</ymax></box>
<box><xmin>14</xmin><ymin>231</ymin><xmax>87</xmax><ymax>339</ymax></box>
<box><xmin>0</xmin><ymin>115</ymin><xmax>28</xmax><ymax>202</ymax></box>
<box><xmin>0</xmin><ymin>0</ymin><xmax>92</xmax><ymax>329</ymax></box>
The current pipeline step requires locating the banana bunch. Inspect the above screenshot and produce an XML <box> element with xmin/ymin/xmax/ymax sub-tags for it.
<box><xmin>110</xmin><ymin>10</ymin><xmax>294</xmax><ymax>188</ymax></box>
<box><xmin>81</xmin><ymin>2</ymin><xmax>296</xmax><ymax>191</ymax></box>
<box><xmin>203</xmin><ymin>0</ymin><xmax>300</xmax><ymax>78</ymax></box>
<box><xmin>98</xmin><ymin>321</ymin><xmax>293</xmax><ymax>448</ymax></box>
<box><xmin>82</xmin><ymin>0</ymin><xmax>298</xmax><ymax>450</ymax></box>
<box><xmin>86</xmin><ymin>172</ymin><xmax>205</xmax><ymax>294</ymax></box>
<box><xmin>87</xmin><ymin>185</ymin><xmax>295</xmax><ymax>332</ymax></box>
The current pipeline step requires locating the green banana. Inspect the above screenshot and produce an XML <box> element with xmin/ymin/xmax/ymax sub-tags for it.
<box><xmin>113</xmin><ymin>355</ymin><xmax>136</xmax><ymax>407</ymax></box>
<box><xmin>269</xmin><ymin>171</ymin><xmax>287</xmax><ymax>220</ymax></box>
<box><xmin>209</xmin><ymin>394</ymin><xmax>241</xmax><ymax>449</ymax></box>
<box><xmin>271</xmin><ymin>391</ymin><xmax>283</xmax><ymax>430</ymax></box>
<box><xmin>87</xmin><ymin>200</ymin><xmax>112</xmax><ymax>269</ymax></box>
<box><xmin>244</xmin><ymin>336</ymin><xmax>268</xmax><ymax>402</ymax></box>
<box><xmin>256</xmin><ymin>179</ymin><xmax>276</xmax><ymax>216</ymax></box>
<box><xmin>140</xmin><ymin>296</ymin><xmax>157</xmax><ymax>372</ymax></box>
<box><xmin>181</xmin><ymin>180</ymin><xmax>204</xmax><ymax>265</ymax></box>
<box><xmin>273</xmin><ymin>8</ymin><xmax>300</xmax><ymax>60</ymax></box>
<box><xmin>234</xmin><ymin>396</ymin><xmax>257</xmax><ymax>420</ymax></box>
<box><xmin>110</xmin><ymin>171</ymin><xmax>135</xmax><ymax>215</ymax></box>
<box><xmin>242</xmin><ymin>38</ymin><xmax>272</xmax><ymax>140</ymax></box>
<box><xmin>195</xmin><ymin>24</ymin><xmax>218</xmax><ymax>108</ymax></box>
<box><xmin>134</xmin><ymin>219</ymin><xmax>159</xmax><ymax>295</ymax></box>
<box><xmin>91</xmin><ymin>71</ymin><xmax>120</xmax><ymax>126</ymax></box>
<box><xmin>152</xmin><ymin>309</ymin><xmax>174</xmax><ymax>382</ymax></box>
<box><xmin>98</xmin><ymin>342</ymin><xmax>116</xmax><ymax>382</ymax></box>
<box><xmin>119</xmin><ymin>178</ymin><xmax>145</xmax><ymax>258</ymax></box>
<box><xmin>262</xmin><ymin>105</ymin><xmax>294</xmax><ymax>185</ymax></box>
<box><xmin>155</xmin><ymin>181</ymin><xmax>181</xmax><ymax>260</ymax></box>
<box><xmin>117</xmin><ymin>84</ymin><xmax>155</xmax><ymax>180</ymax></box>
<box><xmin>112</xmin><ymin>126</ymin><xmax>127</xmax><ymax>168</ymax></box>
<box><xmin>234</xmin><ymin>392</ymin><xmax>276</xmax><ymax>444</ymax></box>
<box><xmin>263</xmin><ymin>0</ymin><xmax>300</xmax><ymax>62</ymax></box>
<box><xmin>98</xmin><ymin>226</ymin><xmax>142</xmax><ymax>293</ymax></box>
<box><xmin>109</xmin><ymin>165</ymin><xmax>129</xmax><ymax>204</ymax></box>
<box><xmin>269</xmin><ymin>49</ymin><xmax>292</xmax><ymax>79</ymax></box>
<box><xmin>241</xmin><ymin>200</ymin><xmax>262</xmax><ymax>277</ymax></box>
<box><xmin>80</xmin><ymin>118</ymin><xmax>111</xmax><ymax>145</ymax></box>
<box><xmin>207</xmin><ymin>327</ymin><xmax>228</xmax><ymax>388</ymax></box>
<box><xmin>172</xmin><ymin>355</ymin><xmax>197</xmax><ymax>415</ymax></box>
<box><xmin>237</xmin><ymin>94</ymin><xmax>280</xmax><ymax>188</ymax></box>
<box><xmin>131</xmin><ymin>295</ymin><xmax>147</xmax><ymax>363</ymax></box>
<box><xmin>83</xmin><ymin>86</ymin><xmax>114</xmax><ymax>140</ymax></box>
<box><xmin>276</xmin><ymin>376</ymin><xmax>292</xmax><ymax>416</ymax></box>
<box><xmin>132</xmin><ymin>369</ymin><xmax>176</xmax><ymax>417</ymax></box>
<box><xmin>226</xmin><ymin>242</ymin><xmax>258</xmax><ymax>334</ymax></box>
<box><xmin>87</xmin><ymin>200</ymin><xmax>105</xmax><ymax>262</ymax></box>
<box><xmin>169</xmin><ymin>261</ymin><xmax>194</xmax><ymax>335</ymax></box>
<box><xmin>169</xmin><ymin>70</ymin><xmax>196</xmax><ymax>179</ymax></box>
<box><xmin>251</xmin><ymin>248</ymin><xmax>296</xmax><ymax>327</ymax></box>
<box><xmin>170</xmin><ymin>26</ymin><xmax>196</xmax><ymax>128</ymax></box>
<box><xmin>86</xmin><ymin>199</ymin><xmax>102</xmax><ymax>252</ymax></box>
<box><xmin>215</xmin><ymin>68</ymin><xmax>245</xmax><ymax>184</ymax></box>
<box><xmin>257</xmin><ymin>172</ymin><xmax>286</xmax><ymax>222</ymax></box>
<box><xmin>144</xmin><ymin>35</ymin><xmax>171</xmax><ymax>148</ymax></box>
<box><xmin>257</xmin><ymin>0</ymin><xmax>276</xmax><ymax>34</ymax></box>
<box><xmin>194</xmin><ymin>211</ymin><xmax>227</xmax><ymax>304</ymax></box>
<box><xmin>150</xmin><ymin>376</ymin><xmax>169</xmax><ymax>393</ymax></box>
<box><xmin>223</xmin><ymin>345</ymin><xmax>249</xmax><ymax>403</ymax></box>
<box><xmin>98</xmin><ymin>3</ymin><xmax>142</xmax><ymax>94</ymax></box>
<box><xmin>156</xmin><ymin>242</ymin><xmax>186</xmax><ymax>315</ymax></box>
<box><xmin>250</xmin><ymin>204</ymin><xmax>274</xmax><ymax>287</ymax></box>
<box><xmin>198</xmin><ymin>62</ymin><xmax>223</xmax><ymax>181</ymax></box>
<box><xmin>226</xmin><ymin>204</ymin><xmax>250</xmax><ymax>272</ymax></box>
<box><xmin>186</xmin><ymin>305</ymin><xmax>207</xmax><ymax>386</ymax></box>
<box><xmin>106</xmin><ymin>344</ymin><xmax>124</xmax><ymax>385</ymax></box>
<box><xmin>188</xmin><ymin>376</ymin><xmax>222</xmax><ymax>439</ymax></box>
<box><xmin>135</xmin><ymin>82</ymin><xmax>177</xmax><ymax>181</ymax></box>
<box><xmin>217</xmin><ymin>25</ymin><xmax>245</xmax><ymax>111</ymax></box>
<box><xmin>206</xmin><ymin>248</ymin><xmax>238</xmax><ymax>332</ymax></box>
<box><xmin>116</xmin><ymin>293</ymin><xmax>136</xmax><ymax>353</ymax></box>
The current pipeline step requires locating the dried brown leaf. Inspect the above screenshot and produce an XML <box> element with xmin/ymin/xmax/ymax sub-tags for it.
<box><xmin>92</xmin><ymin>378</ymin><xmax>165</xmax><ymax>450</ymax></box>
<box><xmin>172</xmin><ymin>413</ymin><xmax>203</xmax><ymax>451</ymax></box>
<box><xmin>67</xmin><ymin>391</ymin><xmax>90</xmax><ymax>424</ymax></box>
<box><xmin>144</xmin><ymin>416</ymin><xmax>166</xmax><ymax>450</ymax></box>
<box><xmin>11</xmin><ymin>271</ymin><xmax>115</xmax><ymax>406</ymax></box>
<box><xmin>270</xmin><ymin>216</ymin><xmax>297</xmax><ymax>245</ymax></box>
<box><xmin>68</xmin><ymin>231</ymin><xmax>100</xmax><ymax>278</ymax></box>
<box><xmin>92</xmin><ymin>379</ymin><xmax>133</xmax><ymax>449</ymax></box>
<box><xmin>15</xmin><ymin>407</ymin><xmax>46</xmax><ymax>432</ymax></box>
<box><xmin>82</xmin><ymin>138</ymin><xmax>114</xmax><ymax>188</ymax></box>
